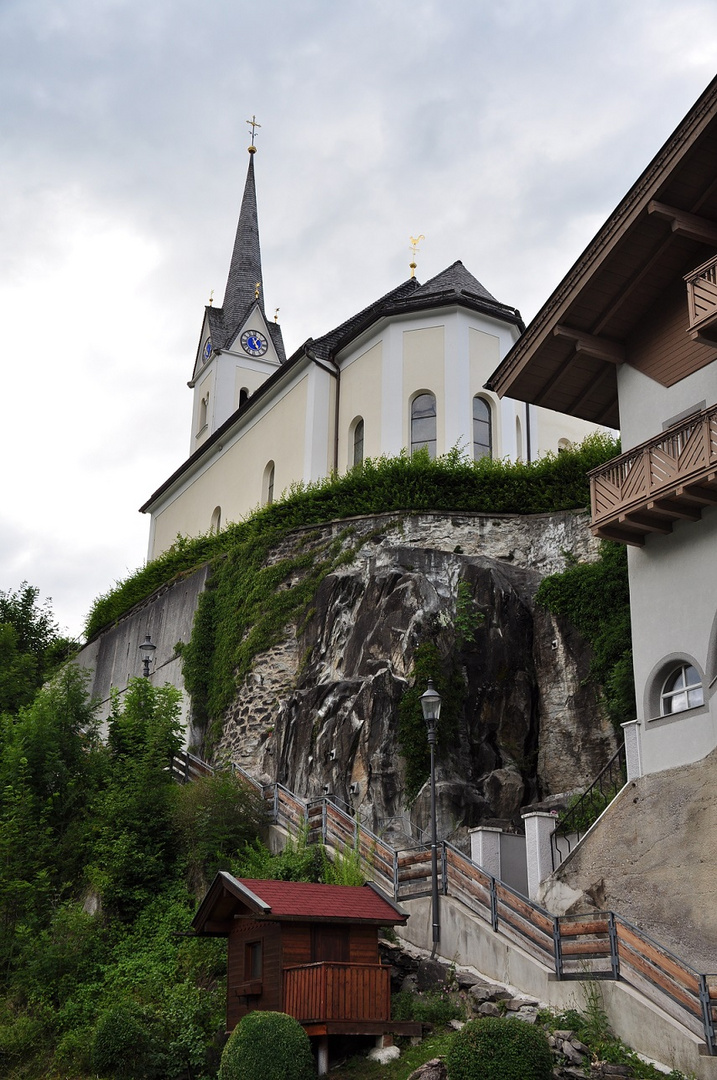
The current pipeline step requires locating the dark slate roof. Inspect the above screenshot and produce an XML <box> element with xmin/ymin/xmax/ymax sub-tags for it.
<box><xmin>266</xmin><ymin>320</ymin><xmax>287</xmax><ymax>364</ymax></box>
<box><xmin>308</xmin><ymin>261</ymin><xmax>522</xmax><ymax>362</ymax></box>
<box><xmin>191</xmin><ymin>872</ymin><xmax>408</xmax><ymax>935</ymax></box>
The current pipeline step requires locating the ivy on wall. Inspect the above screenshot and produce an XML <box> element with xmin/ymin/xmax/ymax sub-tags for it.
<box><xmin>535</xmin><ymin>541</ymin><xmax>635</xmax><ymax>730</ymax></box>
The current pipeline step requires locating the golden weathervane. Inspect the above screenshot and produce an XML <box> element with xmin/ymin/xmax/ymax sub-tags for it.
<box><xmin>409</xmin><ymin>234</ymin><xmax>425</xmax><ymax>278</ymax></box>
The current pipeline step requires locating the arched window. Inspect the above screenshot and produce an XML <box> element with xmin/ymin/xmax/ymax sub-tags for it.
<box><xmin>239</xmin><ymin>387</ymin><xmax>249</xmax><ymax>407</ymax></box>
<box><xmin>515</xmin><ymin>415</ymin><xmax>523</xmax><ymax>461</ymax></box>
<box><xmin>263</xmin><ymin>461</ymin><xmax>275</xmax><ymax>506</ymax></box>
<box><xmin>352</xmin><ymin>418</ymin><xmax>364</xmax><ymax>467</ymax></box>
<box><xmin>411</xmin><ymin>392</ymin><xmax>436</xmax><ymax>459</ymax></box>
<box><xmin>473</xmin><ymin>396</ymin><xmax>492</xmax><ymax>460</ymax></box>
<box><xmin>661</xmin><ymin>663</ymin><xmax>704</xmax><ymax>715</ymax></box>
<box><xmin>558</xmin><ymin>437</ymin><xmax>571</xmax><ymax>454</ymax></box>
<box><xmin>210</xmin><ymin>506</ymin><xmax>221</xmax><ymax>532</ymax></box>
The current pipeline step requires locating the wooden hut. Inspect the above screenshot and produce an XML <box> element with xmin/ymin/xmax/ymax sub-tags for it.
<box><xmin>192</xmin><ymin>873</ymin><xmax>421</xmax><ymax>1071</ymax></box>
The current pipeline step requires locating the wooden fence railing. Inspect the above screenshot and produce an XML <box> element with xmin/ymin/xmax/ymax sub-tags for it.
<box><xmin>186</xmin><ymin>759</ymin><xmax>717</xmax><ymax>1055</ymax></box>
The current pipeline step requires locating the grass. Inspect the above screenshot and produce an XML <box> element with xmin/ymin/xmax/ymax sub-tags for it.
<box><xmin>326</xmin><ymin>1031</ymin><xmax>455</xmax><ymax>1080</ymax></box>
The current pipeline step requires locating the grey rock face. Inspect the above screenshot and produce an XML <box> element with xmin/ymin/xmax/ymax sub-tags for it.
<box><xmin>214</xmin><ymin>512</ymin><xmax>616</xmax><ymax>837</ymax></box>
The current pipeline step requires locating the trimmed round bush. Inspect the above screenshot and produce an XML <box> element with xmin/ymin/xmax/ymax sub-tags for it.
<box><xmin>218</xmin><ymin>1010</ymin><xmax>316</xmax><ymax>1080</ymax></box>
<box><xmin>445</xmin><ymin>1016</ymin><xmax>553</xmax><ymax>1080</ymax></box>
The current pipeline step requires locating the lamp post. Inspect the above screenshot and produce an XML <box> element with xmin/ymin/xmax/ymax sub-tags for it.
<box><xmin>138</xmin><ymin>634</ymin><xmax>156</xmax><ymax>678</ymax></box>
<box><xmin>420</xmin><ymin>678</ymin><xmax>442</xmax><ymax>956</ymax></box>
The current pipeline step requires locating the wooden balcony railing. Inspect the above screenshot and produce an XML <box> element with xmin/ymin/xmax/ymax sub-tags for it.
<box><xmin>685</xmin><ymin>255</ymin><xmax>717</xmax><ymax>343</ymax></box>
<box><xmin>589</xmin><ymin>404</ymin><xmax>717</xmax><ymax>544</ymax></box>
<box><xmin>283</xmin><ymin>962</ymin><xmax>391</xmax><ymax>1024</ymax></box>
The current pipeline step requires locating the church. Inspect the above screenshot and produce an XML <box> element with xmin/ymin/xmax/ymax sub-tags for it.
<box><xmin>141</xmin><ymin>134</ymin><xmax>601</xmax><ymax>560</ymax></box>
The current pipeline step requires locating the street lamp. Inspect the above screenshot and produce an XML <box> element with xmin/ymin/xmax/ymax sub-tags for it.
<box><xmin>420</xmin><ymin>678</ymin><xmax>442</xmax><ymax>955</ymax></box>
<box><xmin>139</xmin><ymin>634</ymin><xmax>156</xmax><ymax>678</ymax></box>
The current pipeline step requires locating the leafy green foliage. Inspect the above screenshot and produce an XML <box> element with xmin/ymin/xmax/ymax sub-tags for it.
<box><xmin>86</xmin><ymin>437</ymin><xmax>618</xmax><ymax>642</ymax></box>
<box><xmin>445</xmin><ymin>1017</ymin><xmax>553</xmax><ymax>1080</ymax></box>
<box><xmin>91</xmin><ymin>1001</ymin><xmax>162</xmax><ymax>1079</ymax></box>
<box><xmin>174</xmin><ymin>770</ymin><xmax>266</xmax><ymax>890</ymax></box>
<box><xmin>536</xmin><ymin>540</ymin><xmax>635</xmax><ymax>729</ymax></box>
<box><xmin>391</xmin><ymin>987</ymin><xmax>465</xmax><ymax>1025</ymax></box>
<box><xmin>0</xmin><ymin>584</ymin><xmax>76</xmax><ymax>714</ymax></box>
<box><xmin>218</xmin><ymin>1010</ymin><xmax>316</xmax><ymax>1080</ymax></box>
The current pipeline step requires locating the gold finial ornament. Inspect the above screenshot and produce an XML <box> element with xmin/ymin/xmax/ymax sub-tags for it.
<box><xmin>208</xmin><ymin>289</ymin><xmax>214</xmax><ymax>307</ymax></box>
<box><xmin>274</xmin><ymin>307</ymin><xmax>280</xmax><ymax>323</ymax></box>
<box><xmin>409</xmin><ymin>234</ymin><xmax>425</xmax><ymax>278</ymax></box>
<box><xmin>246</xmin><ymin>114</ymin><xmax>261</xmax><ymax>153</ymax></box>
<box><xmin>255</xmin><ymin>282</ymin><xmax>261</xmax><ymax>300</ymax></box>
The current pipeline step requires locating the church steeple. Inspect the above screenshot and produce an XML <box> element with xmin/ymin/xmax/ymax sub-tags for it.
<box><xmin>222</xmin><ymin>147</ymin><xmax>264</xmax><ymax>333</ymax></box>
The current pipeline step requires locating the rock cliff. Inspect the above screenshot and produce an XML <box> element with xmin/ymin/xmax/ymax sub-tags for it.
<box><xmin>215</xmin><ymin>511</ymin><xmax>617</xmax><ymax>843</ymax></box>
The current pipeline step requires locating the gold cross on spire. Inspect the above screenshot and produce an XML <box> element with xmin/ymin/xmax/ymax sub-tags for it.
<box><xmin>246</xmin><ymin>114</ymin><xmax>261</xmax><ymax>153</ymax></box>
<box><xmin>409</xmin><ymin>234</ymin><xmax>425</xmax><ymax>278</ymax></box>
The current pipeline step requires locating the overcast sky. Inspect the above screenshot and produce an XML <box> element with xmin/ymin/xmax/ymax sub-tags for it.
<box><xmin>2</xmin><ymin>0</ymin><xmax>716</xmax><ymax>639</ymax></box>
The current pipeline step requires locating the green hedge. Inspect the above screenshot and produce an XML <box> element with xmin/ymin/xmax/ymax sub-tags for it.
<box><xmin>218</xmin><ymin>1011</ymin><xmax>316</xmax><ymax>1080</ymax></box>
<box><xmin>445</xmin><ymin>1017</ymin><xmax>553</xmax><ymax>1080</ymax></box>
<box><xmin>85</xmin><ymin>437</ymin><xmax>618</xmax><ymax>641</ymax></box>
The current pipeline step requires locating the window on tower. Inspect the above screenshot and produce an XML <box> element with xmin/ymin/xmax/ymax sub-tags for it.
<box><xmin>263</xmin><ymin>461</ymin><xmax>275</xmax><ymax>506</ymax></box>
<box><xmin>352</xmin><ymin>418</ymin><xmax>364</xmax><ymax>467</ymax></box>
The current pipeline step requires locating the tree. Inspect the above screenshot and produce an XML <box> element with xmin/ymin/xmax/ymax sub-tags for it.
<box><xmin>0</xmin><ymin>583</ymin><xmax>75</xmax><ymax>713</ymax></box>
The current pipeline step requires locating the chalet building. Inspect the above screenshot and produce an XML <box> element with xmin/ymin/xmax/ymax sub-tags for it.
<box><xmin>192</xmin><ymin>873</ymin><xmax>420</xmax><ymax>1073</ymax></box>
<box><xmin>141</xmin><ymin>138</ymin><xmax>602</xmax><ymax>561</ymax></box>
<box><xmin>486</xmin><ymin>76</ymin><xmax>717</xmax><ymax>780</ymax></box>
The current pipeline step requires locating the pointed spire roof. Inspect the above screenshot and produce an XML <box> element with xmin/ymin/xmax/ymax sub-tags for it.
<box><xmin>222</xmin><ymin>150</ymin><xmax>264</xmax><ymax>333</ymax></box>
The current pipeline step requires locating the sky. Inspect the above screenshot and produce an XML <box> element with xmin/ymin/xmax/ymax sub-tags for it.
<box><xmin>2</xmin><ymin>0</ymin><xmax>717</xmax><ymax>640</ymax></box>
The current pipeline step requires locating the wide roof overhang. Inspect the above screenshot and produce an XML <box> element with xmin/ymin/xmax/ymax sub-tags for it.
<box><xmin>486</xmin><ymin>77</ymin><xmax>717</xmax><ymax>431</ymax></box>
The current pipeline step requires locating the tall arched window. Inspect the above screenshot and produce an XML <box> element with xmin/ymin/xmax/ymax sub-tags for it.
<box><xmin>239</xmin><ymin>387</ymin><xmax>249</xmax><ymax>407</ymax></box>
<box><xmin>263</xmin><ymin>461</ymin><xmax>275</xmax><ymax>506</ymax></box>
<box><xmin>515</xmin><ymin>415</ymin><xmax>523</xmax><ymax>461</ymax></box>
<box><xmin>198</xmin><ymin>392</ymin><xmax>209</xmax><ymax>432</ymax></box>
<box><xmin>352</xmin><ymin>418</ymin><xmax>364</xmax><ymax>467</ymax></box>
<box><xmin>210</xmin><ymin>506</ymin><xmax>222</xmax><ymax>532</ymax></box>
<box><xmin>473</xmin><ymin>396</ymin><xmax>492</xmax><ymax>460</ymax></box>
<box><xmin>411</xmin><ymin>392</ymin><xmax>436</xmax><ymax>459</ymax></box>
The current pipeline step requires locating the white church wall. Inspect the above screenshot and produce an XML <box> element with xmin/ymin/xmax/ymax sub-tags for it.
<box><xmin>191</xmin><ymin>369</ymin><xmax>214</xmax><ymax>451</ymax></box>
<box><xmin>337</xmin><ymin>340</ymin><xmax>383</xmax><ymax>468</ymax></box>
<box><xmin>402</xmin><ymin>324</ymin><xmax>446</xmax><ymax>452</ymax></box>
<box><xmin>532</xmin><ymin>406</ymin><xmax>608</xmax><ymax>458</ymax></box>
<box><xmin>444</xmin><ymin>314</ymin><xmax>471</xmax><ymax>452</ymax></box>
<box><xmin>303</xmin><ymin>363</ymin><xmax>334</xmax><ymax>483</ymax></box>
<box><xmin>150</xmin><ymin>370</ymin><xmax>311</xmax><ymax>557</ymax></box>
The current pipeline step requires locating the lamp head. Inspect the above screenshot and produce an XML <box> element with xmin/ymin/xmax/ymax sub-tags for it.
<box><xmin>420</xmin><ymin>679</ymin><xmax>442</xmax><ymax>730</ymax></box>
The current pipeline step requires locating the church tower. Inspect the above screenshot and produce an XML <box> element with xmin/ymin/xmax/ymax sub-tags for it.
<box><xmin>188</xmin><ymin>122</ymin><xmax>285</xmax><ymax>453</ymax></box>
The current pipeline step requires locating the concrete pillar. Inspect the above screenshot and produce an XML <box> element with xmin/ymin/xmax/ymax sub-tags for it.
<box><xmin>317</xmin><ymin>1035</ymin><xmax>329</xmax><ymax>1076</ymax></box>
<box><xmin>621</xmin><ymin>719</ymin><xmax>642</xmax><ymax>781</ymax></box>
<box><xmin>469</xmin><ymin>826</ymin><xmax>502</xmax><ymax>879</ymax></box>
<box><xmin>522</xmin><ymin>811</ymin><xmax>557</xmax><ymax>900</ymax></box>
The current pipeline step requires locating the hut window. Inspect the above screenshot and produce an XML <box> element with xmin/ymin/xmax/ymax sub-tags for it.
<box><xmin>245</xmin><ymin>940</ymin><xmax>263</xmax><ymax>979</ymax></box>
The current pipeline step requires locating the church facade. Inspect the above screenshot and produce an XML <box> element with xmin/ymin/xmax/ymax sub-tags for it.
<box><xmin>142</xmin><ymin>145</ymin><xmax>602</xmax><ymax>560</ymax></box>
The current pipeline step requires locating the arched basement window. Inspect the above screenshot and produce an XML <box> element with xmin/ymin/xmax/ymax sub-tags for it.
<box><xmin>411</xmin><ymin>392</ymin><xmax>436</xmax><ymax>459</ymax></box>
<box><xmin>352</xmin><ymin>418</ymin><xmax>364</xmax><ymax>467</ymax></box>
<box><xmin>473</xmin><ymin>396</ymin><xmax>492</xmax><ymax>460</ymax></box>
<box><xmin>263</xmin><ymin>461</ymin><xmax>275</xmax><ymax>506</ymax></box>
<box><xmin>661</xmin><ymin>663</ymin><xmax>704</xmax><ymax>715</ymax></box>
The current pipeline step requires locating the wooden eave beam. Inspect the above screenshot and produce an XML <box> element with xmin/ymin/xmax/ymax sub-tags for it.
<box><xmin>646</xmin><ymin>498</ymin><xmax>701</xmax><ymax>522</ymax></box>
<box><xmin>618</xmin><ymin>511</ymin><xmax>673</xmax><ymax>535</ymax></box>
<box><xmin>648</xmin><ymin>200</ymin><xmax>717</xmax><ymax>246</ymax></box>
<box><xmin>553</xmin><ymin>326</ymin><xmax>625</xmax><ymax>364</ymax></box>
<box><xmin>567</xmin><ymin>362</ymin><xmax>616</xmax><ymax>415</ymax></box>
<box><xmin>676</xmin><ymin>480</ymin><xmax>717</xmax><ymax>505</ymax></box>
<box><xmin>592</xmin><ymin>523</ymin><xmax>645</xmax><ymax>547</ymax></box>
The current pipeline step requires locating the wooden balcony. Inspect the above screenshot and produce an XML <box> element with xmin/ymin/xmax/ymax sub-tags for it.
<box><xmin>685</xmin><ymin>255</ymin><xmax>717</xmax><ymax>344</ymax></box>
<box><xmin>589</xmin><ymin>404</ymin><xmax>717</xmax><ymax>545</ymax></box>
<box><xmin>283</xmin><ymin>962</ymin><xmax>391</xmax><ymax>1025</ymax></box>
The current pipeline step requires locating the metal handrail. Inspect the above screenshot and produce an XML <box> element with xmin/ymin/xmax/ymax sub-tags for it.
<box><xmin>551</xmin><ymin>743</ymin><xmax>627</xmax><ymax>870</ymax></box>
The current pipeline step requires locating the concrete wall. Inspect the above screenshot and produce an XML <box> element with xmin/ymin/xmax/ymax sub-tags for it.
<box><xmin>75</xmin><ymin>564</ymin><xmax>210</xmax><ymax>739</ymax></box>
<box><xmin>398</xmin><ymin>894</ymin><xmax>716</xmax><ymax>1079</ymax></box>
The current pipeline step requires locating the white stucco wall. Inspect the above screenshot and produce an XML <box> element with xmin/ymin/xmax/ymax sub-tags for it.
<box><xmin>628</xmin><ymin>507</ymin><xmax>717</xmax><ymax>774</ymax></box>
<box><xmin>617</xmin><ymin>361</ymin><xmax>717</xmax><ymax>450</ymax></box>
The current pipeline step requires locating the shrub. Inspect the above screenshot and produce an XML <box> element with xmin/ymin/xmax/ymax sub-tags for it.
<box><xmin>445</xmin><ymin>1016</ymin><xmax>553</xmax><ymax>1080</ymax></box>
<box><xmin>392</xmin><ymin>987</ymin><xmax>465</xmax><ymax>1025</ymax></box>
<box><xmin>91</xmin><ymin>1002</ymin><xmax>163</xmax><ymax>1079</ymax></box>
<box><xmin>218</xmin><ymin>1010</ymin><xmax>316</xmax><ymax>1080</ymax></box>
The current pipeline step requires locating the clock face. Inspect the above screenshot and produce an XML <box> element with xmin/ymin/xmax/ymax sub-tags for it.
<box><xmin>240</xmin><ymin>329</ymin><xmax>268</xmax><ymax>357</ymax></box>
<box><xmin>202</xmin><ymin>337</ymin><xmax>212</xmax><ymax>362</ymax></box>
